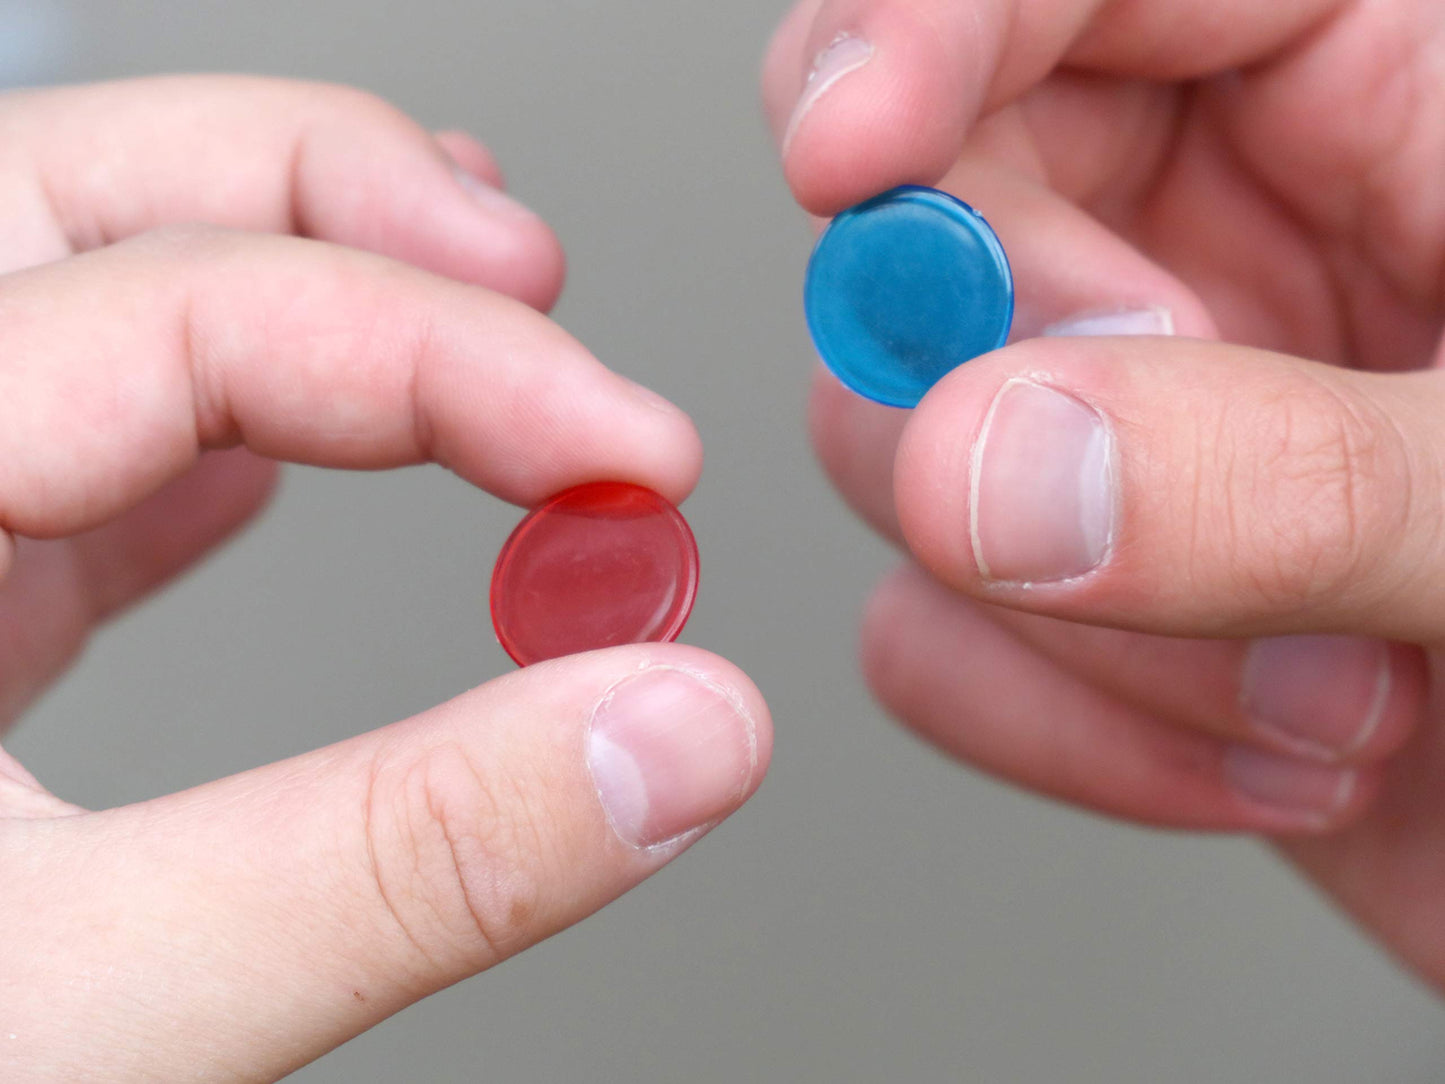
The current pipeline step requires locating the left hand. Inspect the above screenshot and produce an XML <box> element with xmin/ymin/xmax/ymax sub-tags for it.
<box><xmin>0</xmin><ymin>77</ymin><xmax>771</xmax><ymax>1080</ymax></box>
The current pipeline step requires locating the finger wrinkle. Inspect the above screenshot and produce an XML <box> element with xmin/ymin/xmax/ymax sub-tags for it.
<box><xmin>407</xmin><ymin>313</ymin><xmax>440</xmax><ymax>469</ymax></box>
<box><xmin>180</xmin><ymin>281</ymin><xmax>230</xmax><ymax>452</ymax></box>
<box><xmin>284</xmin><ymin>121</ymin><xmax>311</xmax><ymax>240</ymax></box>
<box><xmin>11</xmin><ymin>163</ymin><xmax>77</xmax><ymax>269</ymax></box>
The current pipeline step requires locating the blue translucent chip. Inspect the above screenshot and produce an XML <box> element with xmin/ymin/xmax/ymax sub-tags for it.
<box><xmin>804</xmin><ymin>185</ymin><xmax>1014</xmax><ymax>408</ymax></box>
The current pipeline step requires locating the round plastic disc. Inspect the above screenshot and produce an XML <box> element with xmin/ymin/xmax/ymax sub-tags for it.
<box><xmin>490</xmin><ymin>482</ymin><xmax>700</xmax><ymax>667</ymax></box>
<box><xmin>804</xmin><ymin>185</ymin><xmax>1014</xmax><ymax>408</ymax></box>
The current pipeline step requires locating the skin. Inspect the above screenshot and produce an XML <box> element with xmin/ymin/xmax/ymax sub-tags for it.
<box><xmin>0</xmin><ymin>77</ymin><xmax>772</xmax><ymax>1081</ymax></box>
<box><xmin>763</xmin><ymin>0</ymin><xmax>1445</xmax><ymax>989</ymax></box>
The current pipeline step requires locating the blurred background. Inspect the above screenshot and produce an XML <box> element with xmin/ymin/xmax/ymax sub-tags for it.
<box><xmin>5</xmin><ymin>1</ymin><xmax>1443</xmax><ymax>1080</ymax></box>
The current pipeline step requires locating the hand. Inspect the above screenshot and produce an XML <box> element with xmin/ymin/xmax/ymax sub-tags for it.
<box><xmin>0</xmin><ymin>77</ymin><xmax>771</xmax><ymax>1080</ymax></box>
<box><xmin>764</xmin><ymin>0</ymin><xmax>1445</xmax><ymax>987</ymax></box>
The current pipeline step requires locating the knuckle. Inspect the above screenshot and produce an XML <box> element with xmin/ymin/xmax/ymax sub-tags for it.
<box><xmin>301</xmin><ymin>81</ymin><xmax>418</xmax><ymax>137</ymax></box>
<box><xmin>360</xmin><ymin>741</ymin><xmax>549</xmax><ymax>975</ymax></box>
<box><xmin>1207</xmin><ymin>374</ymin><xmax>1414</xmax><ymax>610</ymax></box>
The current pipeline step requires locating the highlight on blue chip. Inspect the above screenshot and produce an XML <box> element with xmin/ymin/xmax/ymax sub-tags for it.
<box><xmin>804</xmin><ymin>185</ymin><xmax>1014</xmax><ymax>409</ymax></box>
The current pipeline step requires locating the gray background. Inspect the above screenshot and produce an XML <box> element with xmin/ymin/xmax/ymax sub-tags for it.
<box><xmin>6</xmin><ymin>1</ymin><xmax>1444</xmax><ymax>1080</ymax></box>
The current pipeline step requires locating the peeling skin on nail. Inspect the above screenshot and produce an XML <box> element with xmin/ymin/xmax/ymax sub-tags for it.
<box><xmin>969</xmin><ymin>374</ymin><xmax>1120</xmax><ymax>589</ymax></box>
<box><xmin>807</xmin><ymin>31</ymin><xmax>858</xmax><ymax>83</ymax></box>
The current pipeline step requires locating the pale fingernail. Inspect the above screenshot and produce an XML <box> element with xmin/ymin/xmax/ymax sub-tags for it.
<box><xmin>451</xmin><ymin>163</ymin><xmax>543</xmax><ymax>222</ymax></box>
<box><xmin>1042</xmin><ymin>307</ymin><xmax>1175</xmax><ymax>337</ymax></box>
<box><xmin>1223</xmin><ymin>746</ymin><xmax>1355</xmax><ymax>826</ymax></box>
<box><xmin>971</xmin><ymin>379</ymin><xmax>1115</xmax><ymax>584</ymax></box>
<box><xmin>782</xmin><ymin>33</ymin><xmax>874</xmax><ymax>157</ymax></box>
<box><xmin>1242</xmin><ymin>636</ymin><xmax>1392</xmax><ymax>760</ymax></box>
<box><xmin>587</xmin><ymin>669</ymin><xmax>758</xmax><ymax>849</ymax></box>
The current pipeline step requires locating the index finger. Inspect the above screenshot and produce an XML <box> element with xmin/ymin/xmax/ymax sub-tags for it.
<box><xmin>0</xmin><ymin>76</ymin><xmax>564</xmax><ymax>309</ymax></box>
<box><xmin>766</xmin><ymin>0</ymin><xmax>1348</xmax><ymax>213</ymax></box>
<box><xmin>0</xmin><ymin>228</ymin><xmax>701</xmax><ymax>539</ymax></box>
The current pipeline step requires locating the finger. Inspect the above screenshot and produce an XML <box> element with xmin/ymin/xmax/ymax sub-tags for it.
<box><xmin>72</xmin><ymin>447</ymin><xmax>279</xmax><ymax>621</ymax></box>
<box><xmin>1278</xmin><ymin>706</ymin><xmax>1445</xmax><ymax>990</ymax></box>
<box><xmin>3</xmin><ymin>644</ymin><xmax>771</xmax><ymax>1079</ymax></box>
<box><xmin>812</xmin><ymin>336</ymin><xmax>1430</xmax><ymax>769</ymax></box>
<box><xmin>941</xmin><ymin>150</ymin><xmax>1219</xmax><ymax>341</ymax></box>
<box><xmin>975</xmin><ymin>604</ymin><xmax>1426</xmax><ymax>765</ymax></box>
<box><xmin>766</xmin><ymin>0</ymin><xmax>1348</xmax><ymax>213</ymax></box>
<box><xmin>433</xmin><ymin>129</ymin><xmax>506</xmax><ymax>189</ymax></box>
<box><xmin>894</xmin><ymin>335</ymin><xmax>1445</xmax><ymax>642</ymax></box>
<box><xmin>0</xmin><ymin>450</ymin><xmax>279</xmax><ymax>731</ymax></box>
<box><xmin>862</xmin><ymin>564</ymin><xmax>1375</xmax><ymax>832</ymax></box>
<box><xmin>0</xmin><ymin>76</ymin><xmax>563</xmax><ymax>309</ymax></box>
<box><xmin>0</xmin><ymin>743</ymin><xmax>81</xmax><ymax>818</ymax></box>
<box><xmin>761</xmin><ymin>0</ymin><xmax>824</xmax><ymax>145</ymax></box>
<box><xmin>808</xmin><ymin>366</ymin><xmax>910</xmax><ymax>544</ymax></box>
<box><xmin>0</xmin><ymin>227</ymin><xmax>700</xmax><ymax>539</ymax></box>
<box><xmin>817</xmin><ymin>319</ymin><xmax>1429</xmax><ymax>767</ymax></box>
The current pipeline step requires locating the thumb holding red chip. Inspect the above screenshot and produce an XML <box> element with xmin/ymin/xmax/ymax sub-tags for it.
<box><xmin>0</xmin><ymin>76</ymin><xmax>772</xmax><ymax>1077</ymax></box>
<box><xmin>4</xmin><ymin>647</ymin><xmax>769</xmax><ymax>1078</ymax></box>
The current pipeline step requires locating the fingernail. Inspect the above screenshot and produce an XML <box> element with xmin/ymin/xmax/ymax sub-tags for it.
<box><xmin>782</xmin><ymin>33</ymin><xmax>874</xmax><ymax>157</ymax></box>
<box><xmin>587</xmin><ymin>668</ymin><xmax>758</xmax><ymax>849</ymax></box>
<box><xmin>1242</xmin><ymin>636</ymin><xmax>1392</xmax><ymax>759</ymax></box>
<box><xmin>971</xmin><ymin>379</ymin><xmax>1115</xmax><ymax>584</ymax></box>
<box><xmin>1223</xmin><ymin>746</ymin><xmax>1355</xmax><ymax>827</ymax></box>
<box><xmin>450</xmin><ymin>163</ymin><xmax>542</xmax><ymax>222</ymax></box>
<box><xmin>1042</xmin><ymin>306</ymin><xmax>1175</xmax><ymax>337</ymax></box>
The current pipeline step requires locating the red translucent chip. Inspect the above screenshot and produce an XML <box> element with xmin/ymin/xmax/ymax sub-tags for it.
<box><xmin>490</xmin><ymin>482</ymin><xmax>700</xmax><ymax>667</ymax></box>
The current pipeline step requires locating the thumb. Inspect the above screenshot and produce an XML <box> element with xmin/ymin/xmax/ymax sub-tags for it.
<box><xmin>894</xmin><ymin>335</ymin><xmax>1445</xmax><ymax>640</ymax></box>
<box><xmin>3</xmin><ymin>645</ymin><xmax>770</xmax><ymax>1081</ymax></box>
